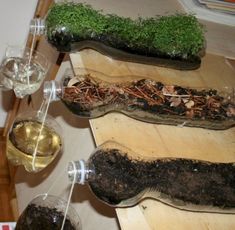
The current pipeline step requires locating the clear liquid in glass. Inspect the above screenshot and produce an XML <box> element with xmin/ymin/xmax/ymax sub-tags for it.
<box><xmin>1</xmin><ymin>57</ymin><xmax>46</xmax><ymax>98</ymax></box>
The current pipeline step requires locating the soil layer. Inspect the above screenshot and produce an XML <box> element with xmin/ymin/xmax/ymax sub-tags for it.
<box><xmin>15</xmin><ymin>204</ymin><xmax>76</xmax><ymax>230</ymax></box>
<box><xmin>89</xmin><ymin>149</ymin><xmax>235</xmax><ymax>211</ymax></box>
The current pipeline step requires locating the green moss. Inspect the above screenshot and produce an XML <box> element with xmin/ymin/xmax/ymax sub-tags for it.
<box><xmin>46</xmin><ymin>3</ymin><xmax>205</xmax><ymax>58</ymax></box>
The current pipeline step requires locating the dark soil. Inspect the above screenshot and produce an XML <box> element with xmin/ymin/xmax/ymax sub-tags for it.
<box><xmin>15</xmin><ymin>204</ymin><xmax>76</xmax><ymax>230</ymax></box>
<box><xmin>48</xmin><ymin>33</ymin><xmax>201</xmax><ymax>70</ymax></box>
<box><xmin>55</xmin><ymin>33</ymin><xmax>196</xmax><ymax>62</ymax></box>
<box><xmin>89</xmin><ymin>149</ymin><xmax>235</xmax><ymax>211</ymax></box>
<box><xmin>72</xmin><ymin>41</ymin><xmax>202</xmax><ymax>70</ymax></box>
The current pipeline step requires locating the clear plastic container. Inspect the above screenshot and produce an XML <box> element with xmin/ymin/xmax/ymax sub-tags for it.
<box><xmin>6</xmin><ymin>110</ymin><xmax>63</xmax><ymax>173</ymax></box>
<box><xmin>67</xmin><ymin>141</ymin><xmax>235</xmax><ymax>213</ymax></box>
<box><xmin>16</xmin><ymin>194</ymin><xmax>81</xmax><ymax>230</ymax></box>
<box><xmin>43</xmin><ymin>68</ymin><xmax>235</xmax><ymax>130</ymax></box>
<box><xmin>0</xmin><ymin>45</ymin><xmax>50</xmax><ymax>98</ymax></box>
<box><xmin>29</xmin><ymin>2</ymin><xmax>205</xmax><ymax>70</ymax></box>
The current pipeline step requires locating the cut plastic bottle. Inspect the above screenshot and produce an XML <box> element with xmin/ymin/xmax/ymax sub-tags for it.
<box><xmin>67</xmin><ymin>141</ymin><xmax>235</xmax><ymax>213</ymax></box>
<box><xmin>16</xmin><ymin>194</ymin><xmax>81</xmax><ymax>230</ymax></box>
<box><xmin>43</xmin><ymin>68</ymin><xmax>235</xmax><ymax>130</ymax></box>
<box><xmin>29</xmin><ymin>2</ymin><xmax>206</xmax><ymax>70</ymax></box>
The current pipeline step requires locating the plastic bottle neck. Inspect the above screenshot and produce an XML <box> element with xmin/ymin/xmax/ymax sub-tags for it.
<box><xmin>43</xmin><ymin>80</ymin><xmax>61</xmax><ymax>101</ymax></box>
<box><xmin>30</xmin><ymin>18</ymin><xmax>45</xmax><ymax>35</ymax></box>
<box><xmin>67</xmin><ymin>160</ymin><xmax>94</xmax><ymax>185</ymax></box>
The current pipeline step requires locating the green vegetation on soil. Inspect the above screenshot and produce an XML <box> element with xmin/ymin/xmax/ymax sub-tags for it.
<box><xmin>46</xmin><ymin>3</ymin><xmax>205</xmax><ymax>59</ymax></box>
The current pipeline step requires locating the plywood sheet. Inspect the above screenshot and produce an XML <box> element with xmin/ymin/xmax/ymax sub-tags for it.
<box><xmin>70</xmin><ymin>49</ymin><xmax>235</xmax><ymax>230</ymax></box>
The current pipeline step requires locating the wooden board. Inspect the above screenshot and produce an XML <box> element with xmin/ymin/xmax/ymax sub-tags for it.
<box><xmin>70</xmin><ymin>49</ymin><xmax>235</xmax><ymax>229</ymax></box>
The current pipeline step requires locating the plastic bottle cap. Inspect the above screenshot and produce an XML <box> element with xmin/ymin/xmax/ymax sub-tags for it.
<box><xmin>43</xmin><ymin>81</ymin><xmax>60</xmax><ymax>101</ymax></box>
<box><xmin>30</xmin><ymin>18</ymin><xmax>45</xmax><ymax>35</ymax></box>
<box><xmin>78</xmin><ymin>160</ymin><xmax>86</xmax><ymax>184</ymax></box>
<box><xmin>50</xmin><ymin>81</ymin><xmax>57</xmax><ymax>101</ymax></box>
<box><xmin>67</xmin><ymin>160</ymin><xmax>86</xmax><ymax>185</ymax></box>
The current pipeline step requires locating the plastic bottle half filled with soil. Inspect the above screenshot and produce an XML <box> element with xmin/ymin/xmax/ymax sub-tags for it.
<box><xmin>29</xmin><ymin>2</ymin><xmax>205</xmax><ymax>70</ymax></box>
<box><xmin>15</xmin><ymin>194</ymin><xmax>81</xmax><ymax>230</ymax></box>
<box><xmin>43</xmin><ymin>68</ymin><xmax>235</xmax><ymax>130</ymax></box>
<box><xmin>67</xmin><ymin>141</ymin><xmax>235</xmax><ymax>213</ymax></box>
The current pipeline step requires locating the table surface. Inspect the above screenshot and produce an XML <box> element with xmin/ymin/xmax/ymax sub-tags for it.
<box><xmin>70</xmin><ymin>49</ymin><xmax>235</xmax><ymax>230</ymax></box>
